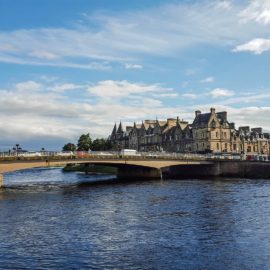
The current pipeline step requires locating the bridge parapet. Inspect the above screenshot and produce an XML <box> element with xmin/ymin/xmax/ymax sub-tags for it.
<box><xmin>0</xmin><ymin>152</ymin><xmax>244</xmax><ymax>163</ymax></box>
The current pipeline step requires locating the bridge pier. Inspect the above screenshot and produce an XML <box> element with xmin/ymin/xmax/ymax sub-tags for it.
<box><xmin>0</xmin><ymin>174</ymin><xmax>3</xmax><ymax>188</ymax></box>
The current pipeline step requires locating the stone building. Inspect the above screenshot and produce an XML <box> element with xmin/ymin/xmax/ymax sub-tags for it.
<box><xmin>191</xmin><ymin>108</ymin><xmax>233</xmax><ymax>153</ymax></box>
<box><xmin>109</xmin><ymin>108</ymin><xmax>270</xmax><ymax>155</ymax></box>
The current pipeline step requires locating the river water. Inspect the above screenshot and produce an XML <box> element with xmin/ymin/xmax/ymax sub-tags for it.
<box><xmin>1</xmin><ymin>168</ymin><xmax>270</xmax><ymax>270</ymax></box>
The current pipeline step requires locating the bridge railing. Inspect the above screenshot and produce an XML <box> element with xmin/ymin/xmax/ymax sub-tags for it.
<box><xmin>0</xmin><ymin>150</ymin><xmax>269</xmax><ymax>162</ymax></box>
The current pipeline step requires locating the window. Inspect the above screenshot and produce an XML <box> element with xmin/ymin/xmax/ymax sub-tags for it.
<box><xmin>224</xmin><ymin>132</ymin><xmax>227</xmax><ymax>138</ymax></box>
<box><xmin>216</xmin><ymin>132</ymin><xmax>219</xmax><ymax>138</ymax></box>
<box><xmin>247</xmin><ymin>146</ymin><xmax>251</xmax><ymax>153</ymax></box>
<box><xmin>233</xmin><ymin>144</ymin><xmax>237</xmax><ymax>151</ymax></box>
<box><xmin>217</xmin><ymin>143</ymin><xmax>219</xmax><ymax>150</ymax></box>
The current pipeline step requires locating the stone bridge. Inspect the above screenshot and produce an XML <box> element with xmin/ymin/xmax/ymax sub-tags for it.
<box><xmin>1</xmin><ymin>157</ymin><xmax>270</xmax><ymax>187</ymax></box>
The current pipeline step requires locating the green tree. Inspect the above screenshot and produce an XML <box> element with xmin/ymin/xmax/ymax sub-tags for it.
<box><xmin>104</xmin><ymin>139</ymin><xmax>112</xmax><ymax>150</ymax></box>
<box><xmin>62</xmin><ymin>143</ymin><xmax>76</xmax><ymax>151</ymax></box>
<box><xmin>91</xmin><ymin>138</ymin><xmax>112</xmax><ymax>151</ymax></box>
<box><xmin>77</xmin><ymin>133</ymin><xmax>92</xmax><ymax>151</ymax></box>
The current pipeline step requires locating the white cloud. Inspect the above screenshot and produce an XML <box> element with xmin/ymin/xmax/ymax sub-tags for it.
<box><xmin>0</xmin><ymin>53</ymin><xmax>111</xmax><ymax>70</ymax></box>
<box><xmin>1</xmin><ymin>79</ymin><xmax>270</xmax><ymax>150</ymax></box>
<box><xmin>0</xmin><ymin>1</ymin><xmax>269</xmax><ymax>68</ymax></box>
<box><xmin>50</xmin><ymin>83</ymin><xmax>83</xmax><ymax>92</ymax></box>
<box><xmin>182</xmin><ymin>93</ymin><xmax>197</xmax><ymax>99</ymax></box>
<box><xmin>214</xmin><ymin>92</ymin><xmax>270</xmax><ymax>105</ymax></box>
<box><xmin>15</xmin><ymin>81</ymin><xmax>42</xmax><ymax>92</ymax></box>
<box><xmin>152</xmin><ymin>93</ymin><xmax>178</xmax><ymax>98</ymax></box>
<box><xmin>0</xmin><ymin>79</ymin><xmax>180</xmax><ymax>148</ymax></box>
<box><xmin>233</xmin><ymin>38</ymin><xmax>270</xmax><ymax>54</ymax></box>
<box><xmin>215</xmin><ymin>1</ymin><xmax>232</xmax><ymax>10</ymax></box>
<box><xmin>239</xmin><ymin>0</ymin><xmax>270</xmax><ymax>25</ymax></box>
<box><xmin>87</xmin><ymin>80</ymin><xmax>173</xmax><ymax>99</ymax></box>
<box><xmin>200</xmin><ymin>76</ymin><xmax>214</xmax><ymax>83</ymax></box>
<box><xmin>40</xmin><ymin>75</ymin><xmax>58</xmax><ymax>82</ymax></box>
<box><xmin>124</xmin><ymin>63</ymin><xmax>143</xmax><ymax>69</ymax></box>
<box><xmin>210</xmin><ymin>88</ymin><xmax>235</xmax><ymax>98</ymax></box>
<box><xmin>142</xmin><ymin>98</ymin><xmax>162</xmax><ymax>107</ymax></box>
<box><xmin>29</xmin><ymin>50</ymin><xmax>59</xmax><ymax>60</ymax></box>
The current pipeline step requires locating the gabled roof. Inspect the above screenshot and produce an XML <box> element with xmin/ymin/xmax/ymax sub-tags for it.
<box><xmin>178</xmin><ymin>121</ymin><xmax>189</xmax><ymax>130</ymax></box>
<box><xmin>158</xmin><ymin>121</ymin><xmax>167</xmax><ymax>127</ymax></box>
<box><xmin>143</xmin><ymin>120</ymin><xmax>156</xmax><ymax>130</ymax></box>
<box><xmin>162</xmin><ymin>124</ymin><xmax>175</xmax><ymax>134</ymax></box>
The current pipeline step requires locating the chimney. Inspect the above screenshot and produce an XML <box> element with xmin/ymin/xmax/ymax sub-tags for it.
<box><xmin>195</xmin><ymin>110</ymin><xmax>201</xmax><ymax>117</ymax></box>
<box><xmin>210</xmin><ymin>108</ymin><xmax>215</xmax><ymax>114</ymax></box>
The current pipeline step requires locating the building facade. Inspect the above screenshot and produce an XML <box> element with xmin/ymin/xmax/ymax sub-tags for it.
<box><xmin>109</xmin><ymin>108</ymin><xmax>270</xmax><ymax>155</ymax></box>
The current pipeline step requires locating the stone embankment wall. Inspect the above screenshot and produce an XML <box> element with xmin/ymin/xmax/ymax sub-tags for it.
<box><xmin>166</xmin><ymin>161</ymin><xmax>270</xmax><ymax>179</ymax></box>
<box><xmin>219</xmin><ymin>161</ymin><xmax>270</xmax><ymax>178</ymax></box>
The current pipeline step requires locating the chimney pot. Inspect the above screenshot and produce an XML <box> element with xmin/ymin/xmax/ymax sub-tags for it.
<box><xmin>195</xmin><ymin>110</ymin><xmax>201</xmax><ymax>117</ymax></box>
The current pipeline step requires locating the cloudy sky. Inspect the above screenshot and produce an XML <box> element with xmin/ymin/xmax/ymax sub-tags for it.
<box><xmin>1</xmin><ymin>0</ymin><xmax>270</xmax><ymax>150</ymax></box>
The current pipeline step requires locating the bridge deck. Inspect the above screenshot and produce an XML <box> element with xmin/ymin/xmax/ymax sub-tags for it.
<box><xmin>0</xmin><ymin>158</ymin><xmax>213</xmax><ymax>174</ymax></box>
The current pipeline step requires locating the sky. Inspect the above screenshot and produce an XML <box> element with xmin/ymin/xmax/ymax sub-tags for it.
<box><xmin>1</xmin><ymin>0</ymin><xmax>270</xmax><ymax>150</ymax></box>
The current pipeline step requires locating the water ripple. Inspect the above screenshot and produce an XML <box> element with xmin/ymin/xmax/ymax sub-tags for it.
<box><xmin>1</xmin><ymin>168</ymin><xmax>270</xmax><ymax>269</ymax></box>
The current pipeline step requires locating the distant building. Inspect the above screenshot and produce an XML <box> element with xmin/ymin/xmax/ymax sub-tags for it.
<box><xmin>108</xmin><ymin>108</ymin><xmax>270</xmax><ymax>155</ymax></box>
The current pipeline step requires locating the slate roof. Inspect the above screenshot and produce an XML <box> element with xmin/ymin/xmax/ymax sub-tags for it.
<box><xmin>192</xmin><ymin>111</ymin><xmax>228</xmax><ymax>127</ymax></box>
<box><xmin>192</xmin><ymin>113</ymin><xmax>211</xmax><ymax>126</ymax></box>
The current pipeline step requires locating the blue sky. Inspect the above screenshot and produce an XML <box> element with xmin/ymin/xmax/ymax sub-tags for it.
<box><xmin>1</xmin><ymin>0</ymin><xmax>270</xmax><ymax>150</ymax></box>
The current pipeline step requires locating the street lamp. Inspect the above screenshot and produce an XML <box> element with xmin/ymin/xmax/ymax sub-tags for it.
<box><xmin>13</xmin><ymin>144</ymin><xmax>21</xmax><ymax>157</ymax></box>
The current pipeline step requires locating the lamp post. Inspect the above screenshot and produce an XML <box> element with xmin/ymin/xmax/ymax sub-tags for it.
<box><xmin>13</xmin><ymin>144</ymin><xmax>21</xmax><ymax>157</ymax></box>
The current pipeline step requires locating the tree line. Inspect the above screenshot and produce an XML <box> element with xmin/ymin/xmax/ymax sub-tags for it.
<box><xmin>62</xmin><ymin>133</ymin><xmax>112</xmax><ymax>152</ymax></box>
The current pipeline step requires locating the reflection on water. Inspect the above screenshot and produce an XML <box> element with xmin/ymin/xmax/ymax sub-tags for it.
<box><xmin>1</xmin><ymin>168</ymin><xmax>270</xmax><ymax>269</ymax></box>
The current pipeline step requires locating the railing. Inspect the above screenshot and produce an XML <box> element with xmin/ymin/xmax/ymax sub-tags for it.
<box><xmin>0</xmin><ymin>150</ymin><xmax>269</xmax><ymax>162</ymax></box>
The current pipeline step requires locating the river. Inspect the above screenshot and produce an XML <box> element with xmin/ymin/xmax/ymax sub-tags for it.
<box><xmin>1</xmin><ymin>168</ymin><xmax>270</xmax><ymax>270</ymax></box>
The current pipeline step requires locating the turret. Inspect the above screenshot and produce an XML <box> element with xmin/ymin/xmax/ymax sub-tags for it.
<box><xmin>117</xmin><ymin>122</ymin><xmax>124</xmax><ymax>133</ymax></box>
<box><xmin>111</xmin><ymin>123</ymin><xmax>117</xmax><ymax>135</ymax></box>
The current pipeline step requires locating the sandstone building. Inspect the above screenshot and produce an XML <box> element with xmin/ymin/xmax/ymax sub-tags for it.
<box><xmin>109</xmin><ymin>108</ymin><xmax>270</xmax><ymax>155</ymax></box>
